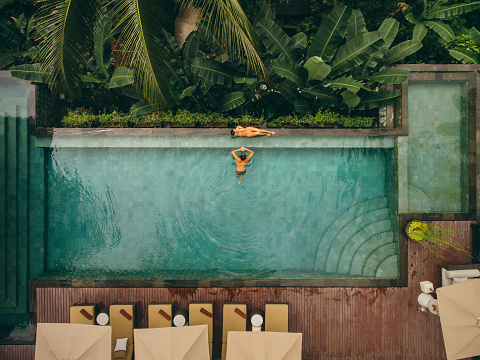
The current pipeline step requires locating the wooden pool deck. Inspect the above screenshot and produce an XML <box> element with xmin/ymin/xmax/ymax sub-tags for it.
<box><xmin>0</xmin><ymin>221</ymin><xmax>475</xmax><ymax>359</ymax></box>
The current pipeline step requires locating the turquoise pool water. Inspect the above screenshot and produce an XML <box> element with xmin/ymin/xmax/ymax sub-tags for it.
<box><xmin>46</xmin><ymin>146</ymin><xmax>399</xmax><ymax>279</ymax></box>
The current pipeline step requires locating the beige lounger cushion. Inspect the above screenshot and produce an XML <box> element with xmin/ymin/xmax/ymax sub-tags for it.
<box><xmin>70</xmin><ymin>304</ymin><xmax>96</xmax><ymax>325</ymax></box>
<box><xmin>222</xmin><ymin>304</ymin><xmax>247</xmax><ymax>342</ymax></box>
<box><xmin>190</xmin><ymin>303</ymin><xmax>214</xmax><ymax>359</ymax></box>
<box><xmin>189</xmin><ymin>303</ymin><xmax>213</xmax><ymax>342</ymax></box>
<box><xmin>265</xmin><ymin>304</ymin><xmax>289</xmax><ymax>332</ymax></box>
<box><xmin>148</xmin><ymin>303</ymin><xmax>172</xmax><ymax>328</ymax></box>
<box><xmin>110</xmin><ymin>304</ymin><xmax>135</xmax><ymax>360</ymax></box>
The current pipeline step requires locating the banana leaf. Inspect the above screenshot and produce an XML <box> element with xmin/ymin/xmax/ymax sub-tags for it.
<box><xmin>0</xmin><ymin>20</ymin><xmax>25</xmax><ymax>46</ymax></box>
<box><xmin>301</xmin><ymin>86</ymin><xmax>341</xmax><ymax>106</ymax></box>
<box><xmin>276</xmin><ymin>80</ymin><xmax>300</xmax><ymax>103</ymax></box>
<box><xmin>369</xmin><ymin>68</ymin><xmax>410</xmax><ymax>84</ymax></box>
<box><xmin>292</xmin><ymin>32</ymin><xmax>308</xmax><ymax>49</ymax></box>
<box><xmin>182</xmin><ymin>31</ymin><xmax>201</xmax><ymax>84</ymax></box>
<box><xmin>254</xmin><ymin>3</ymin><xmax>275</xmax><ymax>25</ymax></box>
<box><xmin>470</xmin><ymin>27</ymin><xmax>480</xmax><ymax>48</ymax></box>
<box><xmin>330</xmin><ymin>31</ymin><xmax>384</xmax><ymax>77</ymax></box>
<box><xmin>255</xmin><ymin>17</ymin><xmax>300</xmax><ymax>63</ymax></box>
<box><xmin>220</xmin><ymin>91</ymin><xmax>245</xmax><ymax>112</ymax></box>
<box><xmin>307</xmin><ymin>5</ymin><xmax>352</xmax><ymax>62</ymax></box>
<box><xmin>191</xmin><ymin>57</ymin><xmax>236</xmax><ymax>87</ymax></box>
<box><xmin>181</xmin><ymin>85</ymin><xmax>197</xmax><ymax>98</ymax></box>
<box><xmin>346</xmin><ymin>9</ymin><xmax>367</xmax><ymax>41</ymax></box>
<box><xmin>0</xmin><ymin>52</ymin><xmax>19</xmax><ymax>69</ymax></box>
<box><xmin>363</xmin><ymin>18</ymin><xmax>399</xmax><ymax>73</ymax></box>
<box><xmin>449</xmin><ymin>48</ymin><xmax>480</xmax><ymax>64</ymax></box>
<box><xmin>293</xmin><ymin>100</ymin><xmax>309</xmax><ymax>114</ymax></box>
<box><xmin>304</xmin><ymin>56</ymin><xmax>331</xmax><ymax>82</ymax></box>
<box><xmin>234</xmin><ymin>76</ymin><xmax>258</xmax><ymax>84</ymax></box>
<box><xmin>130</xmin><ymin>100</ymin><xmax>154</xmax><ymax>115</ymax></box>
<box><xmin>356</xmin><ymin>89</ymin><xmax>401</xmax><ymax>110</ymax></box>
<box><xmin>107</xmin><ymin>67</ymin><xmax>134</xmax><ymax>88</ymax></box>
<box><xmin>427</xmin><ymin>2</ymin><xmax>480</xmax><ymax>19</ymax></box>
<box><xmin>327</xmin><ymin>75</ymin><xmax>363</xmax><ymax>93</ymax></box>
<box><xmin>341</xmin><ymin>90</ymin><xmax>361</xmax><ymax>108</ymax></box>
<box><xmin>424</xmin><ymin>21</ymin><xmax>455</xmax><ymax>42</ymax></box>
<box><xmin>413</xmin><ymin>23</ymin><xmax>427</xmax><ymax>40</ymax></box>
<box><xmin>379</xmin><ymin>39</ymin><xmax>422</xmax><ymax>66</ymax></box>
<box><xmin>10</xmin><ymin>63</ymin><xmax>52</xmax><ymax>83</ymax></box>
<box><xmin>271</xmin><ymin>59</ymin><xmax>306</xmax><ymax>88</ymax></box>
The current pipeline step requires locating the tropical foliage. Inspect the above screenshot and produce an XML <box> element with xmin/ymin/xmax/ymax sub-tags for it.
<box><xmin>0</xmin><ymin>1</ymin><xmax>41</xmax><ymax>69</ymax></box>
<box><xmin>399</xmin><ymin>0</ymin><xmax>480</xmax><ymax>43</ymax></box>
<box><xmin>8</xmin><ymin>0</ymin><xmax>266</xmax><ymax>112</ymax></box>
<box><xmin>173</xmin><ymin>4</ymin><xmax>418</xmax><ymax>118</ymax></box>
<box><xmin>449</xmin><ymin>26</ymin><xmax>480</xmax><ymax>63</ymax></box>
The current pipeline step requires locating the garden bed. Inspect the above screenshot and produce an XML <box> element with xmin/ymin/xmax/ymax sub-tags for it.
<box><xmin>61</xmin><ymin>109</ymin><xmax>377</xmax><ymax>129</ymax></box>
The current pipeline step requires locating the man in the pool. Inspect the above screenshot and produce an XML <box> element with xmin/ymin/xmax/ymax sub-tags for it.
<box><xmin>231</xmin><ymin>125</ymin><xmax>275</xmax><ymax>137</ymax></box>
<box><xmin>232</xmin><ymin>146</ymin><xmax>254</xmax><ymax>184</ymax></box>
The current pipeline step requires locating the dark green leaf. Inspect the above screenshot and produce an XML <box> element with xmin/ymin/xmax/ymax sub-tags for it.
<box><xmin>330</xmin><ymin>31</ymin><xmax>384</xmax><ymax>76</ymax></box>
<box><xmin>307</xmin><ymin>5</ymin><xmax>352</xmax><ymax>62</ymax></box>
<box><xmin>304</xmin><ymin>56</ymin><xmax>331</xmax><ymax>82</ymax></box>
<box><xmin>379</xmin><ymin>40</ymin><xmax>422</xmax><ymax>66</ymax></box>
<box><xmin>363</xmin><ymin>18</ymin><xmax>399</xmax><ymax>73</ymax></box>
<box><xmin>292</xmin><ymin>32</ymin><xmax>308</xmax><ymax>49</ymax></box>
<box><xmin>107</xmin><ymin>67</ymin><xmax>134</xmax><ymax>88</ymax></box>
<box><xmin>93</xmin><ymin>12</ymin><xmax>113</xmax><ymax>78</ymax></box>
<box><xmin>254</xmin><ymin>3</ymin><xmax>275</xmax><ymax>25</ymax></box>
<box><xmin>255</xmin><ymin>17</ymin><xmax>300</xmax><ymax>63</ymax></box>
<box><xmin>327</xmin><ymin>75</ymin><xmax>363</xmax><ymax>93</ymax></box>
<box><xmin>346</xmin><ymin>9</ymin><xmax>367</xmax><ymax>41</ymax></box>
<box><xmin>369</xmin><ymin>68</ymin><xmax>410</xmax><ymax>84</ymax></box>
<box><xmin>10</xmin><ymin>63</ymin><xmax>52</xmax><ymax>83</ymax></box>
<box><xmin>356</xmin><ymin>90</ymin><xmax>401</xmax><ymax>109</ymax></box>
<box><xmin>427</xmin><ymin>2</ymin><xmax>480</xmax><ymax>19</ymax></box>
<box><xmin>0</xmin><ymin>52</ymin><xmax>18</xmax><ymax>69</ymax></box>
<box><xmin>16</xmin><ymin>14</ymin><xmax>27</xmax><ymax>31</ymax></box>
<box><xmin>413</xmin><ymin>23</ymin><xmax>427</xmax><ymax>40</ymax></box>
<box><xmin>181</xmin><ymin>85</ymin><xmax>197</xmax><ymax>98</ymax></box>
<box><xmin>234</xmin><ymin>76</ymin><xmax>258</xmax><ymax>84</ymax></box>
<box><xmin>301</xmin><ymin>86</ymin><xmax>341</xmax><ymax>106</ymax></box>
<box><xmin>341</xmin><ymin>90</ymin><xmax>361</xmax><ymax>108</ymax></box>
<box><xmin>80</xmin><ymin>74</ymin><xmax>104</xmax><ymax>84</ymax></box>
<box><xmin>220</xmin><ymin>91</ymin><xmax>245</xmax><ymax>112</ymax></box>
<box><xmin>122</xmin><ymin>86</ymin><xmax>144</xmax><ymax>100</ymax></box>
<box><xmin>449</xmin><ymin>48</ymin><xmax>480</xmax><ymax>64</ymax></box>
<box><xmin>0</xmin><ymin>21</ymin><xmax>25</xmax><ymax>46</ymax></box>
<box><xmin>130</xmin><ymin>101</ymin><xmax>154</xmax><ymax>115</ymax></box>
<box><xmin>271</xmin><ymin>59</ymin><xmax>306</xmax><ymax>88</ymax></box>
<box><xmin>424</xmin><ymin>21</ymin><xmax>455</xmax><ymax>42</ymax></box>
<box><xmin>191</xmin><ymin>57</ymin><xmax>236</xmax><ymax>86</ymax></box>
<box><xmin>276</xmin><ymin>80</ymin><xmax>300</xmax><ymax>103</ymax></box>
<box><xmin>470</xmin><ymin>27</ymin><xmax>480</xmax><ymax>49</ymax></box>
<box><xmin>294</xmin><ymin>100</ymin><xmax>309</xmax><ymax>114</ymax></box>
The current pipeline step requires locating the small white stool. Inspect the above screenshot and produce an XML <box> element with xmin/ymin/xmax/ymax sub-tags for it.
<box><xmin>250</xmin><ymin>309</ymin><xmax>264</xmax><ymax>332</ymax></box>
<box><xmin>173</xmin><ymin>309</ymin><xmax>189</xmax><ymax>327</ymax></box>
<box><xmin>96</xmin><ymin>309</ymin><xmax>109</xmax><ymax>326</ymax></box>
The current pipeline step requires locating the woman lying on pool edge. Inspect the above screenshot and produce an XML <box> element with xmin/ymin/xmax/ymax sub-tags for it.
<box><xmin>230</xmin><ymin>126</ymin><xmax>275</xmax><ymax>137</ymax></box>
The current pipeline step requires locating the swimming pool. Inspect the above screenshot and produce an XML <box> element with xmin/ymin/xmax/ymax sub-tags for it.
<box><xmin>44</xmin><ymin>138</ymin><xmax>399</xmax><ymax>280</ymax></box>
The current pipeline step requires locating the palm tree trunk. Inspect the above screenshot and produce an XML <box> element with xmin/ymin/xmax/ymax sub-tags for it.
<box><xmin>174</xmin><ymin>5</ymin><xmax>200</xmax><ymax>48</ymax></box>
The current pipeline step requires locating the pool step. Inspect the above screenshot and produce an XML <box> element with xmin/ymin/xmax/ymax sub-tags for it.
<box><xmin>314</xmin><ymin>196</ymin><xmax>398</xmax><ymax>278</ymax></box>
<box><xmin>314</xmin><ymin>197</ymin><xmax>389</xmax><ymax>272</ymax></box>
<box><xmin>0</xmin><ymin>116</ymin><xmax>29</xmax><ymax>317</ymax></box>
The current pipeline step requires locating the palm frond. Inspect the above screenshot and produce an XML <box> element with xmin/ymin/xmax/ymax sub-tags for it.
<box><xmin>34</xmin><ymin>0</ymin><xmax>97</xmax><ymax>95</ymax></box>
<box><xmin>179</xmin><ymin>0</ymin><xmax>267</xmax><ymax>80</ymax></box>
<box><xmin>110</xmin><ymin>0</ymin><xmax>177</xmax><ymax>109</ymax></box>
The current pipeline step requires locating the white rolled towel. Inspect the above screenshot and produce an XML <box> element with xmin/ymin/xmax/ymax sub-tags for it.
<box><xmin>452</xmin><ymin>277</ymin><xmax>469</xmax><ymax>284</ymax></box>
<box><xmin>445</xmin><ymin>269</ymin><xmax>480</xmax><ymax>279</ymax></box>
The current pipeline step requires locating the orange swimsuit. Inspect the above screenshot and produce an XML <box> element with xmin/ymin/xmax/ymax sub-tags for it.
<box><xmin>236</xmin><ymin>128</ymin><xmax>253</xmax><ymax>137</ymax></box>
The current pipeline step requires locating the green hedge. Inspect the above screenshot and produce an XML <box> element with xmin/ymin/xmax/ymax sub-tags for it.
<box><xmin>61</xmin><ymin>109</ymin><xmax>376</xmax><ymax>129</ymax></box>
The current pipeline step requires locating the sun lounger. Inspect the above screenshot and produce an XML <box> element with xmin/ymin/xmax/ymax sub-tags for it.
<box><xmin>265</xmin><ymin>303</ymin><xmax>289</xmax><ymax>332</ymax></box>
<box><xmin>148</xmin><ymin>303</ymin><xmax>172</xmax><ymax>328</ymax></box>
<box><xmin>189</xmin><ymin>303</ymin><xmax>214</xmax><ymax>358</ymax></box>
<box><xmin>110</xmin><ymin>303</ymin><xmax>136</xmax><ymax>360</ymax></box>
<box><xmin>70</xmin><ymin>302</ymin><xmax>99</xmax><ymax>325</ymax></box>
<box><xmin>222</xmin><ymin>303</ymin><xmax>247</xmax><ymax>360</ymax></box>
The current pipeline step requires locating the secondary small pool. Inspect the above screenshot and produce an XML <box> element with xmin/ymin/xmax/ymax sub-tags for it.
<box><xmin>45</xmin><ymin>138</ymin><xmax>399</xmax><ymax>280</ymax></box>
